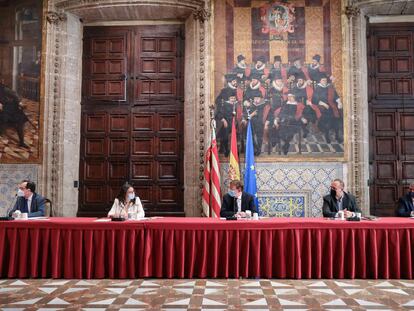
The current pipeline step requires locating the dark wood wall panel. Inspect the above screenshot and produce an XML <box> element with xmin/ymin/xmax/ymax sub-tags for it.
<box><xmin>79</xmin><ymin>25</ymin><xmax>184</xmax><ymax>217</ymax></box>
<box><xmin>368</xmin><ymin>23</ymin><xmax>414</xmax><ymax>216</ymax></box>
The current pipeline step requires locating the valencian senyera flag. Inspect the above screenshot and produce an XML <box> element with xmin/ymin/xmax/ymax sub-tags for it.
<box><xmin>228</xmin><ymin>117</ymin><xmax>240</xmax><ymax>181</ymax></box>
<box><xmin>202</xmin><ymin>122</ymin><xmax>222</xmax><ymax>217</ymax></box>
<box><xmin>243</xmin><ymin>119</ymin><xmax>259</xmax><ymax>213</ymax></box>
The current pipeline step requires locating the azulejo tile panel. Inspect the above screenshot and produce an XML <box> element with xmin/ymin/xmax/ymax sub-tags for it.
<box><xmin>221</xmin><ymin>162</ymin><xmax>343</xmax><ymax>217</ymax></box>
<box><xmin>259</xmin><ymin>191</ymin><xmax>309</xmax><ymax>217</ymax></box>
<box><xmin>0</xmin><ymin>164</ymin><xmax>38</xmax><ymax>215</ymax></box>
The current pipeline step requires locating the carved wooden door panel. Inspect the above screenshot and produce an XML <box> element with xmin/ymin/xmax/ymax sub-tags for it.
<box><xmin>79</xmin><ymin>25</ymin><xmax>184</xmax><ymax>217</ymax></box>
<box><xmin>368</xmin><ymin>24</ymin><xmax>414</xmax><ymax>216</ymax></box>
<box><xmin>131</xmin><ymin>110</ymin><xmax>183</xmax><ymax>216</ymax></box>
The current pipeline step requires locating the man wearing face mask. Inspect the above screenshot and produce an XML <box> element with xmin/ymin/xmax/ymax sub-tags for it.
<box><xmin>322</xmin><ymin>178</ymin><xmax>360</xmax><ymax>218</ymax></box>
<box><xmin>8</xmin><ymin>180</ymin><xmax>45</xmax><ymax>217</ymax></box>
<box><xmin>220</xmin><ymin>180</ymin><xmax>257</xmax><ymax>218</ymax></box>
<box><xmin>396</xmin><ymin>183</ymin><xmax>414</xmax><ymax>217</ymax></box>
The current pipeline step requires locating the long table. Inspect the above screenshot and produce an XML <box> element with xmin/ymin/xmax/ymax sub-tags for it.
<box><xmin>1</xmin><ymin>217</ymin><xmax>413</xmax><ymax>279</ymax></box>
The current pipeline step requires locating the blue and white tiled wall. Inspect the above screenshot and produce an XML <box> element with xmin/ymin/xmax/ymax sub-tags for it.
<box><xmin>0</xmin><ymin>164</ymin><xmax>38</xmax><ymax>215</ymax></box>
<box><xmin>221</xmin><ymin>162</ymin><xmax>343</xmax><ymax>217</ymax></box>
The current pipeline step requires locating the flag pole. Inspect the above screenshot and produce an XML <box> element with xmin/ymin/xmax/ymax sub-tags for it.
<box><xmin>229</xmin><ymin>100</ymin><xmax>241</xmax><ymax>181</ymax></box>
<box><xmin>209</xmin><ymin>105</ymin><xmax>222</xmax><ymax>217</ymax></box>
<box><xmin>202</xmin><ymin>106</ymin><xmax>214</xmax><ymax>218</ymax></box>
<box><xmin>210</xmin><ymin>106</ymin><xmax>216</xmax><ymax>135</ymax></box>
<box><xmin>243</xmin><ymin>104</ymin><xmax>259</xmax><ymax>213</ymax></box>
<box><xmin>209</xmin><ymin>106</ymin><xmax>215</xmax><ymax>218</ymax></box>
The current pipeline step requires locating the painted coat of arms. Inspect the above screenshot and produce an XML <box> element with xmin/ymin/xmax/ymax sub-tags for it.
<box><xmin>260</xmin><ymin>2</ymin><xmax>295</xmax><ymax>35</ymax></box>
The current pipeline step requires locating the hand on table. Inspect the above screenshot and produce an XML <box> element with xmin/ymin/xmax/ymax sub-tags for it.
<box><xmin>344</xmin><ymin>209</ymin><xmax>353</xmax><ymax>218</ymax></box>
<box><xmin>235</xmin><ymin>212</ymin><xmax>246</xmax><ymax>218</ymax></box>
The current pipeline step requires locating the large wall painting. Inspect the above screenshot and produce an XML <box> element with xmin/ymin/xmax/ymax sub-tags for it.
<box><xmin>213</xmin><ymin>0</ymin><xmax>344</xmax><ymax>160</ymax></box>
<box><xmin>0</xmin><ymin>0</ymin><xmax>44</xmax><ymax>163</ymax></box>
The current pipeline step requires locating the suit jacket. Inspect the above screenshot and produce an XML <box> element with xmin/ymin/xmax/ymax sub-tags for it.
<box><xmin>322</xmin><ymin>192</ymin><xmax>360</xmax><ymax>218</ymax></box>
<box><xmin>220</xmin><ymin>191</ymin><xmax>257</xmax><ymax>218</ymax></box>
<box><xmin>396</xmin><ymin>194</ymin><xmax>414</xmax><ymax>217</ymax></box>
<box><xmin>9</xmin><ymin>193</ymin><xmax>46</xmax><ymax>217</ymax></box>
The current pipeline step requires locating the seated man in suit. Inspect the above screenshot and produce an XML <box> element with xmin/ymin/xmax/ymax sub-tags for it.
<box><xmin>220</xmin><ymin>180</ymin><xmax>257</xmax><ymax>218</ymax></box>
<box><xmin>322</xmin><ymin>178</ymin><xmax>360</xmax><ymax>218</ymax></box>
<box><xmin>9</xmin><ymin>180</ymin><xmax>45</xmax><ymax>217</ymax></box>
<box><xmin>396</xmin><ymin>183</ymin><xmax>414</xmax><ymax>217</ymax></box>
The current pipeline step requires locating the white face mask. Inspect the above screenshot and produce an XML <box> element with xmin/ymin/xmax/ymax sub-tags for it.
<box><xmin>128</xmin><ymin>193</ymin><xmax>135</xmax><ymax>201</ymax></box>
<box><xmin>17</xmin><ymin>189</ymin><xmax>25</xmax><ymax>197</ymax></box>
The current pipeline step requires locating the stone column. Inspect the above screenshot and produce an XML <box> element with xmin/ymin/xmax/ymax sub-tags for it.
<box><xmin>345</xmin><ymin>4</ymin><xmax>370</xmax><ymax>215</ymax></box>
<box><xmin>183</xmin><ymin>3</ymin><xmax>212</xmax><ymax>217</ymax></box>
<box><xmin>43</xmin><ymin>10</ymin><xmax>83</xmax><ymax>216</ymax></box>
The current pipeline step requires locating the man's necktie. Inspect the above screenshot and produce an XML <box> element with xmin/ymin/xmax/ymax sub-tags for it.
<box><xmin>20</xmin><ymin>198</ymin><xmax>28</xmax><ymax>213</ymax></box>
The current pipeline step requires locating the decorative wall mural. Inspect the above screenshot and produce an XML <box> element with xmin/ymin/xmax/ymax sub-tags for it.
<box><xmin>260</xmin><ymin>3</ymin><xmax>295</xmax><ymax>37</ymax></box>
<box><xmin>214</xmin><ymin>0</ymin><xmax>343</xmax><ymax>159</ymax></box>
<box><xmin>0</xmin><ymin>0</ymin><xmax>43</xmax><ymax>163</ymax></box>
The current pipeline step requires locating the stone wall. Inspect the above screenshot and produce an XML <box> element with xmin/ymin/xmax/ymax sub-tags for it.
<box><xmin>41</xmin><ymin>0</ymin><xmax>209</xmax><ymax>216</ymax></box>
<box><xmin>40</xmin><ymin>10</ymin><xmax>83</xmax><ymax>216</ymax></box>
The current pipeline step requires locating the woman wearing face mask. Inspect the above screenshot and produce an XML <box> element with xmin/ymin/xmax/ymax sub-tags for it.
<box><xmin>396</xmin><ymin>183</ymin><xmax>414</xmax><ymax>217</ymax></box>
<box><xmin>108</xmin><ymin>182</ymin><xmax>145</xmax><ymax>219</ymax></box>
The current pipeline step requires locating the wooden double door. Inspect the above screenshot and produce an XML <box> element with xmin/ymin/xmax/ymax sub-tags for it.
<box><xmin>78</xmin><ymin>25</ymin><xmax>184</xmax><ymax>217</ymax></box>
<box><xmin>368</xmin><ymin>23</ymin><xmax>414</xmax><ymax>216</ymax></box>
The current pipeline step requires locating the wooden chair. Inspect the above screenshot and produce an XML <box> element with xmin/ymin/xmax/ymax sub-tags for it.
<box><xmin>44</xmin><ymin>198</ymin><xmax>53</xmax><ymax>217</ymax></box>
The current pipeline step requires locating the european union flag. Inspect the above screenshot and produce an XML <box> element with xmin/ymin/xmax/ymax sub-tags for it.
<box><xmin>244</xmin><ymin>119</ymin><xmax>259</xmax><ymax>213</ymax></box>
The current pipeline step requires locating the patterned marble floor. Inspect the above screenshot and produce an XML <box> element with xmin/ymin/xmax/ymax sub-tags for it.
<box><xmin>1</xmin><ymin>279</ymin><xmax>414</xmax><ymax>310</ymax></box>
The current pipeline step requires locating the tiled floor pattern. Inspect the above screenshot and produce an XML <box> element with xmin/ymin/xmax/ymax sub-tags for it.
<box><xmin>1</xmin><ymin>279</ymin><xmax>414</xmax><ymax>310</ymax></box>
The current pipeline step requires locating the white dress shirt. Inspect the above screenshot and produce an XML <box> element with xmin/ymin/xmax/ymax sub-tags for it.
<box><xmin>236</xmin><ymin>194</ymin><xmax>242</xmax><ymax>212</ymax></box>
<box><xmin>27</xmin><ymin>194</ymin><xmax>33</xmax><ymax>213</ymax></box>
<box><xmin>108</xmin><ymin>198</ymin><xmax>145</xmax><ymax>218</ymax></box>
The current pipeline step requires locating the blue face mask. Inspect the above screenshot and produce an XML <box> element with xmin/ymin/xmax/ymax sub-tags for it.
<box><xmin>17</xmin><ymin>189</ymin><xmax>25</xmax><ymax>197</ymax></box>
<box><xmin>128</xmin><ymin>193</ymin><xmax>135</xmax><ymax>201</ymax></box>
<box><xmin>228</xmin><ymin>190</ymin><xmax>236</xmax><ymax>198</ymax></box>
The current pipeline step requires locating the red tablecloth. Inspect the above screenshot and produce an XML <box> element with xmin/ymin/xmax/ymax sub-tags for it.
<box><xmin>1</xmin><ymin>217</ymin><xmax>413</xmax><ymax>279</ymax></box>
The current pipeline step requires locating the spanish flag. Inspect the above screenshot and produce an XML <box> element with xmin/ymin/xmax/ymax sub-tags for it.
<box><xmin>228</xmin><ymin>117</ymin><xmax>240</xmax><ymax>181</ymax></box>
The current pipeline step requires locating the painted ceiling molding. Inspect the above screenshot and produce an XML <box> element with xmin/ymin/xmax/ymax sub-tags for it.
<box><xmin>352</xmin><ymin>0</ymin><xmax>414</xmax><ymax>15</ymax></box>
<box><xmin>54</xmin><ymin>0</ymin><xmax>207</xmax><ymax>21</ymax></box>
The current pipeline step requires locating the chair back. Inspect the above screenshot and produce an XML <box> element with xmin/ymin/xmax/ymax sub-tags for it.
<box><xmin>44</xmin><ymin>198</ymin><xmax>53</xmax><ymax>217</ymax></box>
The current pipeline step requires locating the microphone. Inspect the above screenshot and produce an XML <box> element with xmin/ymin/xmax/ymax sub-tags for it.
<box><xmin>6</xmin><ymin>194</ymin><xmax>17</xmax><ymax>216</ymax></box>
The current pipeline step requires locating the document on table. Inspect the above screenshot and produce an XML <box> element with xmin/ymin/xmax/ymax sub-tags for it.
<box><xmin>94</xmin><ymin>217</ymin><xmax>162</xmax><ymax>222</ymax></box>
<box><xmin>27</xmin><ymin>217</ymin><xmax>50</xmax><ymax>220</ymax></box>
